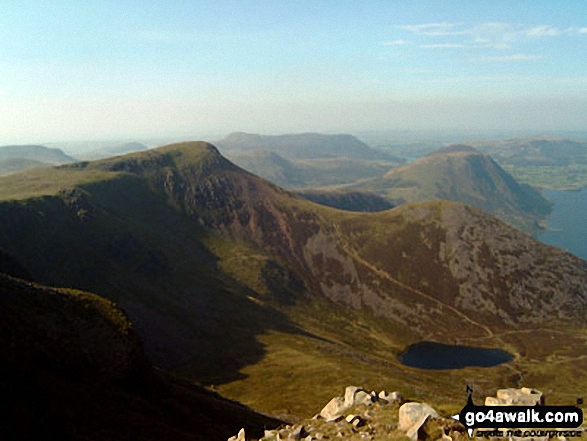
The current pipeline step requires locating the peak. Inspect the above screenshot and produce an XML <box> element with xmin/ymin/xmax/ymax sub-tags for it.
<box><xmin>89</xmin><ymin>141</ymin><xmax>226</xmax><ymax>173</ymax></box>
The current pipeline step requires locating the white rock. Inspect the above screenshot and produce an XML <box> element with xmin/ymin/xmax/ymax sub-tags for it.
<box><xmin>344</xmin><ymin>386</ymin><xmax>368</xmax><ymax>407</ymax></box>
<box><xmin>485</xmin><ymin>388</ymin><xmax>543</xmax><ymax>406</ymax></box>
<box><xmin>399</xmin><ymin>402</ymin><xmax>438</xmax><ymax>430</ymax></box>
<box><xmin>355</xmin><ymin>390</ymin><xmax>375</xmax><ymax>406</ymax></box>
<box><xmin>228</xmin><ymin>428</ymin><xmax>246</xmax><ymax>441</ymax></box>
<box><xmin>399</xmin><ymin>402</ymin><xmax>438</xmax><ymax>441</ymax></box>
<box><xmin>320</xmin><ymin>396</ymin><xmax>347</xmax><ymax>422</ymax></box>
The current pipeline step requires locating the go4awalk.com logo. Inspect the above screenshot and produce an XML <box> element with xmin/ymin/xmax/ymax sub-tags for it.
<box><xmin>452</xmin><ymin>387</ymin><xmax>583</xmax><ymax>438</ymax></box>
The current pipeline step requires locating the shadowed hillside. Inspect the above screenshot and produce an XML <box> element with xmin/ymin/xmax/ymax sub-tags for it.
<box><xmin>0</xmin><ymin>271</ymin><xmax>281</xmax><ymax>440</ymax></box>
<box><xmin>0</xmin><ymin>142</ymin><xmax>585</xmax><ymax>419</ymax></box>
<box><xmin>298</xmin><ymin>190</ymin><xmax>394</xmax><ymax>212</ymax></box>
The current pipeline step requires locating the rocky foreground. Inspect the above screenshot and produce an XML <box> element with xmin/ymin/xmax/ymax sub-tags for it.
<box><xmin>228</xmin><ymin>387</ymin><xmax>579</xmax><ymax>441</ymax></box>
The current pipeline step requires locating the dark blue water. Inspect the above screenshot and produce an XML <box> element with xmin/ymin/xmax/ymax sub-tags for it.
<box><xmin>400</xmin><ymin>341</ymin><xmax>513</xmax><ymax>370</ymax></box>
<box><xmin>538</xmin><ymin>188</ymin><xmax>587</xmax><ymax>261</ymax></box>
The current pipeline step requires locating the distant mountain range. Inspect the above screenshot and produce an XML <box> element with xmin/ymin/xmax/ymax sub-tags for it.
<box><xmin>346</xmin><ymin>145</ymin><xmax>552</xmax><ymax>234</ymax></box>
<box><xmin>0</xmin><ymin>141</ymin><xmax>585</xmax><ymax>428</ymax></box>
<box><xmin>217</xmin><ymin>132</ymin><xmax>402</xmax><ymax>188</ymax></box>
<box><xmin>217</xmin><ymin>132</ymin><xmax>394</xmax><ymax>160</ymax></box>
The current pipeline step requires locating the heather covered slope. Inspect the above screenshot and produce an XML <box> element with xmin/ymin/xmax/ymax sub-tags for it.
<box><xmin>347</xmin><ymin>145</ymin><xmax>552</xmax><ymax>234</ymax></box>
<box><xmin>0</xmin><ymin>141</ymin><xmax>586</xmax><ymax>419</ymax></box>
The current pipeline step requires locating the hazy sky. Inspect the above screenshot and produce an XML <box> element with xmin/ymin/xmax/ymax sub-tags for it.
<box><xmin>1</xmin><ymin>0</ymin><xmax>587</xmax><ymax>143</ymax></box>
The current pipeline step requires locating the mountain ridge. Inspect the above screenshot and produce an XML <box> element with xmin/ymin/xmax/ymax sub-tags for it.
<box><xmin>0</xmin><ymin>141</ymin><xmax>585</xmax><ymax>418</ymax></box>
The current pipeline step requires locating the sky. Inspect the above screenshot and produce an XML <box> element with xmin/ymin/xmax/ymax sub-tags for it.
<box><xmin>1</xmin><ymin>0</ymin><xmax>587</xmax><ymax>144</ymax></box>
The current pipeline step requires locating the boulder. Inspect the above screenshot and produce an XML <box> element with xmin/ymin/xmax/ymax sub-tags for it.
<box><xmin>319</xmin><ymin>396</ymin><xmax>347</xmax><ymax>422</ymax></box>
<box><xmin>399</xmin><ymin>402</ymin><xmax>439</xmax><ymax>441</ymax></box>
<box><xmin>354</xmin><ymin>390</ymin><xmax>376</xmax><ymax>406</ymax></box>
<box><xmin>320</xmin><ymin>386</ymin><xmax>372</xmax><ymax>421</ymax></box>
<box><xmin>344</xmin><ymin>386</ymin><xmax>369</xmax><ymax>407</ymax></box>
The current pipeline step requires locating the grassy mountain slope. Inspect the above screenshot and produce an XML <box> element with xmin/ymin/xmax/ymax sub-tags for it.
<box><xmin>347</xmin><ymin>145</ymin><xmax>552</xmax><ymax>234</ymax></box>
<box><xmin>0</xmin><ymin>142</ymin><xmax>585</xmax><ymax>419</ymax></box>
<box><xmin>0</xmin><ymin>157</ymin><xmax>53</xmax><ymax>176</ymax></box>
<box><xmin>0</xmin><ymin>271</ymin><xmax>281</xmax><ymax>440</ymax></box>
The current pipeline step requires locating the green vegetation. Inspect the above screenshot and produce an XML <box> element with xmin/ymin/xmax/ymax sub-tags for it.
<box><xmin>471</xmin><ymin>137</ymin><xmax>587</xmax><ymax>190</ymax></box>
<box><xmin>502</xmin><ymin>164</ymin><xmax>587</xmax><ymax>190</ymax></box>
<box><xmin>0</xmin><ymin>167</ymin><xmax>121</xmax><ymax>200</ymax></box>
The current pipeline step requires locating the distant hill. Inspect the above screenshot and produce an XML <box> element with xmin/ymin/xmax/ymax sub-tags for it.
<box><xmin>224</xmin><ymin>149</ymin><xmax>307</xmax><ymax>188</ymax></box>
<box><xmin>219</xmin><ymin>133</ymin><xmax>401</xmax><ymax>188</ymax></box>
<box><xmin>0</xmin><ymin>145</ymin><xmax>76</xmax><ymax>175</ymax></box>
<box><xmin>0</xmin><ymin>141</ymin><xmax>585</xmax><ymax>420</ymax></box>
<box><xmin>0</xmin><ymin>144</ymin><xmax>76</xmax><ymax>164</ymax></box>
<box><xmin>217</xmin><ymin>132</ymin><xmax>393</xmax><ymax>161</ymax></box>
<box><xmin>348</xmin><ymin>145</ymin><xmax>552</xmax><ymax>234</ymax></box>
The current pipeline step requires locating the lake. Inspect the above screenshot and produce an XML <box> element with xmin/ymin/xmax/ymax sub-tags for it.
<box><xmin>399</xmin><ymin>341</ymin><xmax>513</xmax><ymax>370</ymax></box>
<box><xmin>538</xmin><ymin>187</ymin><xmax>587</xmax><ymax>261</ymax></box>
